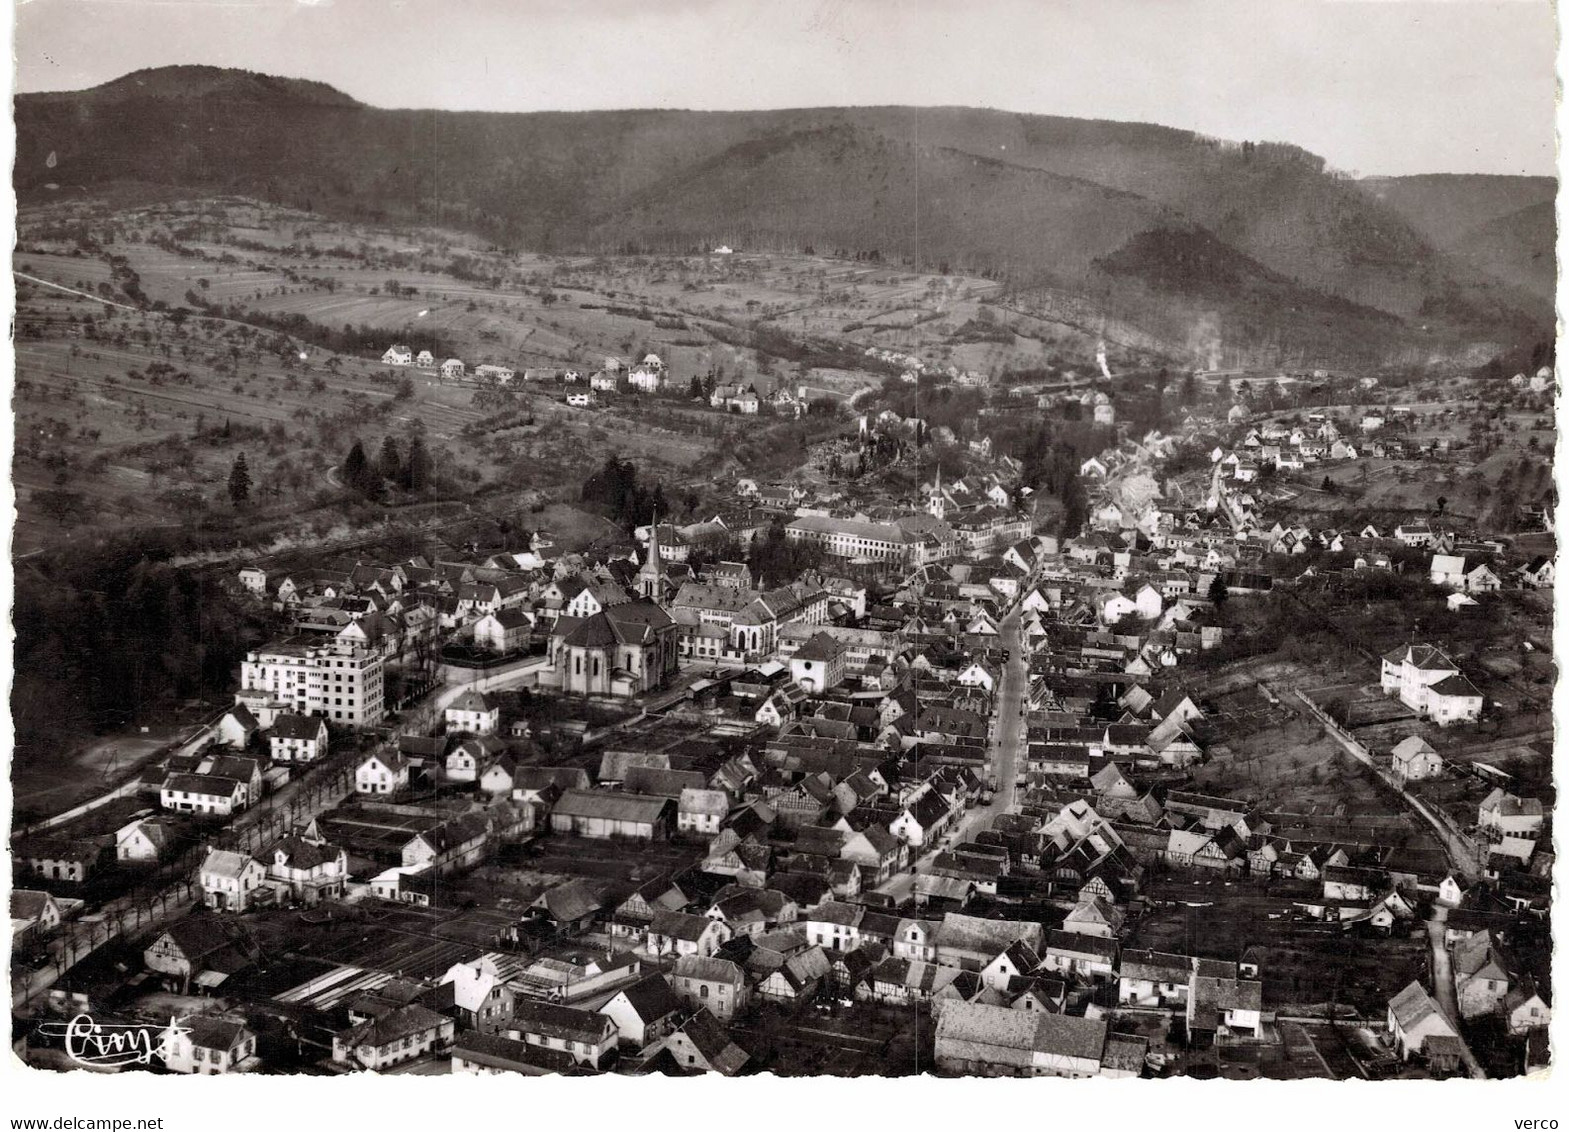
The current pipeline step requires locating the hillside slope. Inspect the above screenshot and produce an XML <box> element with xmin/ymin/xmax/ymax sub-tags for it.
<box><xmin>1361</xmin><ymin>173</ymin><xmax>1556</xmax><ymax>306</ymax></box>
<box><xmin>14</xmin><ymin>67</ymin><xmax>1551</xmax><ymax>364</ymax></box>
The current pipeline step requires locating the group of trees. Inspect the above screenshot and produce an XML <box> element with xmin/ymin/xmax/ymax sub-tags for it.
<box><xmin>1009</xmin><ymin>423</ymin><xmax>1091</xmax><ymax>536</ymax></box>
<box><xmin>580</xmin><ymin>455</ymin><xmax>668</xmax><ymax>530</ymax></box>
<box><xmin>341</xmin><ymin>435</ymin><xmax>431</xmax><ymax>498</ymax></box>
<box><xmin>178</xmin><ymin>297</ymin><xmax>456</xmax><ymax>363</ymax></box>
<box><xmin>13</xmin><ymin>543</ymin><xmax>271</xmax><ymax>765</ymax></box>
<box><xmin>749</xmin><ymin>519</ymin><xmax>824</xmax><ymax>589</ymax></box>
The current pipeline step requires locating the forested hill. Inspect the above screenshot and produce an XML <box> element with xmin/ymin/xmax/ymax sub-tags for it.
<box><xmin>1361</xmin><ymin>174</ymin><xmax>1557</xmax><ymax>308</ymax></box>
<box><xmin>15</xmin><ymin>66</ymin><xmax>1552</xmax><ymax>360</ymax></box>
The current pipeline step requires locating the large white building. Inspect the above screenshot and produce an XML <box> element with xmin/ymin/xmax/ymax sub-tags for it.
<box><xmin>1379</xmin><ymin>644</ymin><xmax>1483</xmax><ymax>726</ymax></box>
<box><xmin>240</xmin><ymin>637</ymin><xmax>386</xmax><ymax>727</ymax></box>
<box><xmin>785</xmin><ymin>515</ymin><xmax>922</xmax><ymax>565</ymax></box>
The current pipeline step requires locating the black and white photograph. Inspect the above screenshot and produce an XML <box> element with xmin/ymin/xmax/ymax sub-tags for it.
<box><xmin>3</xmin><ymin>0</ymin><xmax>1561</xmax><ymax>1114</ymax></box>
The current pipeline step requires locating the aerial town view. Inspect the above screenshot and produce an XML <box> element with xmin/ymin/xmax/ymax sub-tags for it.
<box><xmin>5</xmin><ymin>0</ymin><xmax>1558</xmax><ymax>1102</ymax></box>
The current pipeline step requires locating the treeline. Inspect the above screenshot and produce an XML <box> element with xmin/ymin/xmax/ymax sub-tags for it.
<box><xmin>342</xmin><ymin>435</ymin><xmax>432</xmax><ymax>497</ymax></box>
<box><xmin>581</xmin><ymin>456</ymin><xmax>669</xmax><ymax>530</ymax></box>
<box><xmin>180</xmin><ymin>295</ymin><xmax>458</xmax><ymax>360</ymax></box>
<box><xmin>749</xmin><ymin>519</ymin><xmax>824</xmax><ymax>589</ymax></box>
<box><xmin>1474</xmin><ymin>338</ymin><xmax>1554</xmax><ymax>381</ymax></box>
<box><xmin>708</xmin><ymin>320</ymin><xmax>902</xmax><ymax>376</ymax></box>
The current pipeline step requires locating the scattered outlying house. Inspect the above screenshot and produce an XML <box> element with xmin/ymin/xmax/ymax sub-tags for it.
<box><xmin>1379</xmin><ymin>644</ymin><xmax>1483</xmax><ymax>725</ymax></box>
<box><xmin>1517</xmin><ymin>556</ymin><xmax>1555</xmax><ymax>589</ymax></box>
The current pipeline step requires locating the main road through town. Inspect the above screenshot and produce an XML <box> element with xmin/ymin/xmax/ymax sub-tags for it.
<box><xmin>875</xmin><ymin>604</ymin><xmax>1026</xmax><ymax>901</ymax></box>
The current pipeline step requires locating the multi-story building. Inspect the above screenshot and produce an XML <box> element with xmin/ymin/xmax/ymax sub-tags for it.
<box><xmin>785</xmin><ymin>515</ymin><xmax>922</xmax><ymax>565</ymax></box>
<box><xmin>240</xmin><ymin>637</ymin><xmax>386</xmax><ymax>727</ymax></box>
<box><xmin>1379</xmin><ymin>644</ymin><xmax>1483</xmax><ymax>726</ymax></box>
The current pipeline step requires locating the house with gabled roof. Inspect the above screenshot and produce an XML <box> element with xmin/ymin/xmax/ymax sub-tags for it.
<box><xmin>356</xmin><ymin>749</ymin><xmax>409</xmax><ymax>795</ymax></box>
<box><xmin>200</xmin><ymin>848</ymin><xmax>267</xmax><ymax>913</ymax></box>
<box><xmin>1387</xmin><ymin>980</ymin><xmax>1459</xmax><ymax>1062</ymax></box>
<box><xmin>162</xmin><ymin>1015</ymin><xmax>258</xmax><ymax>1075</ymax></box>
<box><xmin>1453</xmin><ymin>932</ymin><xmax>1514</xmax><ymax>1019</ymax></box>
<box><xmin>1380</xmin><ymin>643</ymin><xmax>1483</xmax><ymax>725</ymax></box>
<box><xmin>115</xmin><ymin>815</ymin><xmax>178</xmax><ymax>865</ymax></box>
<box><xmin>144</xmin><ymin>917</ymin><xmax>258</xmax><ymax>993</ymax></box>
<box><xmin>657</xmin><ymin>1007</ymin><xmax>751</xmax><ymax>1075</ymax></box>
<box><xmin>1479</xmin><ymin>788</ymin><xmax>1544</xmax><ymax>839</ymax></box>
<box><xmin>1391</xmin><ymin>735</ymin><xmax>1442</xmax><ymax>784</ymax></box>
<box><xmin>598</xmin><ymin>972</ymin><xmax>684</xmax><ymax>1049</ymax></box>
<box><xmin>670</xmin><ymin>956</ymin><xmax>749</xmax><ymax>1021</ymax></box>
<box><xmin>934</xmin><ymin>1002</ymin><xmax>1106</xmax><ymax>1078</ymax></box>
<box><xmin>1118</xmin><ymin>949</ymin><xmax>1195</xmax><ymax>1007</ymax></box>
<box><xmin>268</xmin><ymin>712</ymin><xmax>329</xmax><ymax>765</ymax></box>
<box><xmin>1430</xmin><ymin>553</ymin><xmax>1467</xmax><ymax>588</ymax></box>
<box><xmin>647</xmin><ymin>910</ymin><xmax>731</xmax><ymax>959</ymax></box>
<box><xmin>445</xmin><ymin>690</ymin><xmax>500</xmax><ymax>736</ymax></box>
<box><xmin>507</xmin><ymin>1001</ymin><xmax>617</xmax><ymax>1069</ymax></box>
<box><xmin>551</xmin><ymin>790</ymin><xmax>672</xmax><ymax>841</ymax></box>
<box><xmin>1517</xmin><ymin>555</ymin><xmax>1555</xmax><ymax>589</ymax></box>
<box><xmin>1505</xmin><ymin>978</ymin><xmax>1551</xmax><ymax>1036</ymax></box>
<box><xmin>757</xmin><ymin>944</ymin><xmax>832</xmax><ymax>1002</ymax></box>
<box><xmin>1042</xmin><ymin>930</ymin><xmax>1118</xmax><ymax>981</ymax></box>
<box><xmin>678</xmin><ymin>787</ymin><xmax>731</xmax><ymax>837</ymax></box>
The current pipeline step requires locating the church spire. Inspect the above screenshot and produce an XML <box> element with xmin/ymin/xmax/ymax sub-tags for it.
<box><xmin>639</xmin><ymin>511</ymin><xmax>665</xmax><ymax>600</ymax></box>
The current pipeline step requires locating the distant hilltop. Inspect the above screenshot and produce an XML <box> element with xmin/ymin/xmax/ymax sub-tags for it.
<box><xmin>24</xmin><ymin>65</ymin><xmax>362</xmax><ymax>108</ymax></box>
<box><xmin>14</xmin><ymin>65</ymin><xmax>1554</xmax><ymax>365</ymax></box>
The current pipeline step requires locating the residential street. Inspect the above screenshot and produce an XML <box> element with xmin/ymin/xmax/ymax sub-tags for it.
<box><xmin>875</xmin><ymin>604</ymin><xmax>1025</xmax><ymax>901</ymax></box>
<box><xmin>1425</xmin><ymin>906</ymin><xmax>1488</xmax><ymax>1079</ymax></box>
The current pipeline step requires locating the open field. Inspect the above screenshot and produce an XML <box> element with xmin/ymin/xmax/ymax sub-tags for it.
<box><xmin>19</xmin><ymin>197</ymin><xmax>1080</xmax><ymax>551</ymax></box>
